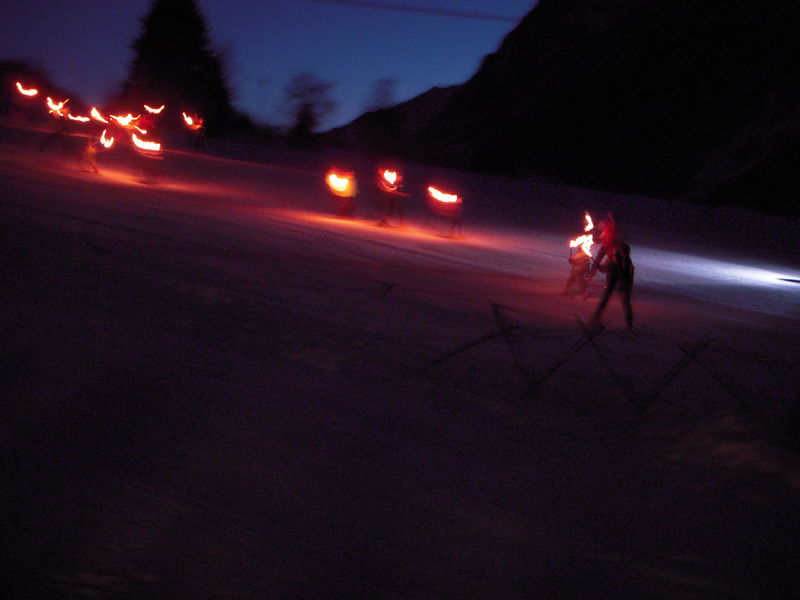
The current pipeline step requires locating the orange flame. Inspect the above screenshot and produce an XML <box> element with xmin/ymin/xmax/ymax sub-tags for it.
<box><xmin>46</xmin><ymin>96</ymin><xmax>69</xmax><ymax>116</ymax></box>
<box><xmin>144</xmin><ymin>104</ymin><xmax>165</xmax><ymax>114</ymax></box>
<box><xmin>16</xmin><ymin>82</ymin><xmax>38</xmax><ymax>97</ymax></box>
<box><xmin>427</xmin><ymin>186</ymin><xmax>460</xmax><ymax>204</ymax></box>
<box><xmin>110</xmin><ymin>113</ymin><xmax>140</xmax><ymax>127</ymax></box>
<box><xmin>133</xmin><ymin>125</ymin><xmax>148</xmax><ymax>135</ymax></box>
<box><xmin>377</xmin><ymin>168</ymin><xmax>400</xmax><ymax>193</ymax></box>
<box><xmin>90</xmin><ymin>107</ymin><xmax>109</xmax><ymax>124</ymax></box>
<box><xmin>182</xmin><ymin>112</ymin><xmax>203</xmax><ymax>130</ymax></box>
<box><xmin>382</xmin><ymin>169</ymin><xmax>397</xmax><ymax>185</ymax></box>
<box><xmin>67</xmin><ymin>114</ymin><xmax>90</xmax><ymax>122</ymax></box>
<box><xmin>326</xmin><ymin>169</ymin><xmax>357</xmax><ymax>197</ymax></box>
<box><xmin>583</xmin><ymin>212</ymin><xmax>594</xmax><ymax>233</ymax></box>
<box><xmin>100</xmin><ymin>129</ymin><xmax>114</xmax><ymax>149</ymax></box>
<box><xmin>569</xmin><ymin>212</ymin><xmax>595</xmax><ymax>257</ymax></box>
<box><xmin>131</xmin><ymin>133</ymin><xmax>161</xmax><ymax>152</ymax></box>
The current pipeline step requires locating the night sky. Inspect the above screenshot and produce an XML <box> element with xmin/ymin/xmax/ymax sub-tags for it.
<box><xmin>0</xmin><ymin>0</ymin><xmax>535</xmax><ymax>129</ymax></box>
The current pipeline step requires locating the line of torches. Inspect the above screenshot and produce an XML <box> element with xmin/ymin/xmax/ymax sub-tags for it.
<box><xmin>15</xmin><ymin>81</ymin><xmax>204</xmax><ymax>154</ymax></box>
<box><xmin>326</xmin><ymin>167</ymin><xmax>463</xmax><ymax>214</ymax></box>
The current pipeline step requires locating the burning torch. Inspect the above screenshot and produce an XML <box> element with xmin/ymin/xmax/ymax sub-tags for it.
<box><xmin>426</xmin><ymin>185</ymin><xmax>464</xmax><ymax>237</ymax></box>
<box><xmin>568</xmin><ymin>212</ymin><xmax>595</xmax><ymax>260</ymax></box>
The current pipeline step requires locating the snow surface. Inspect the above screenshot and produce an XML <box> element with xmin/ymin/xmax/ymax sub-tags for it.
<box><xmin>2</xmin><ymin>123</ymin><xmax>799</xmax><ymax>599</ymax></box>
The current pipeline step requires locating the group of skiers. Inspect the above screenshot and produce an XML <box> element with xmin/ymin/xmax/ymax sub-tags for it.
<box><xmin>563</xmin><ymin>211</ymin><xmax>635</xmax><ymax>331</ymax></box>
<box><xmin>326</xmin><ymin>165</ymin><xmax>464</xmax><ymax>237</ymax></box>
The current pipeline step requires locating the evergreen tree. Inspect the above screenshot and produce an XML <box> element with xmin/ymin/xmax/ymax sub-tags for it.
<box><xmin>119</xmin><ymin>0</ymin><xmax>234</xmax><ymax>134</ymax></box>
<box><xmin>283</xmin><ymin>72</ymin><xmax>336</xmax><ymax>147</ymax></box>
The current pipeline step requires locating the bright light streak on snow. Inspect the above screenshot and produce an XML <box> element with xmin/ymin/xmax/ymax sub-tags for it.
<box><xmin>638</xmin><ymin>249</ymin><xmax>800</xmax><ymax>289</ymax></box>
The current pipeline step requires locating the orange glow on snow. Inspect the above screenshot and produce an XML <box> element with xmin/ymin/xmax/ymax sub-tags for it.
<box><xmin>132</xmin><ymin>133</ymin><xmax>161</xmax><ymax>152</ymax></box>
<box><xmin>100</xmin><ymin>129</ymin><xmax>114</xmax><ymax>149</ymax></box>
<box><xmin>144</xmin><ymin>104</ymin><xmax>165</xmax><ymax>114</ymax></box>
<box><xmin>16</xmin><ymin>82</ymin><xmax>38</xmax><ymax>96</ymax></box>
<box><xmin>90</xmin><ymin>107</ymin><xmax>109</xmax><ymax>123</ymax></box>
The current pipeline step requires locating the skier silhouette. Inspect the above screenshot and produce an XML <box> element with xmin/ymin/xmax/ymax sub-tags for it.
<box><xmin>588</xmin><ymin>242</ymin><xmax>634</xmax><ymax>330</ymax></box>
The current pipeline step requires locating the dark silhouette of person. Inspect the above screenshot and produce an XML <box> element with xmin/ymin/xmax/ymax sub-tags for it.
<box><xmin>562</xmin><ymin>250</ymin><xmax>592</xmax><ymax>298</ymax></box>
<box><xmin>81</xmin><ymin>136</ymin><xmax>101</xmax><ymax>173</ymax></box>
<box><xmin>376</xmin><ymin>167</ymin><xmax>410</xmax><ymax>226</ymax></box>
<box><xmin>588</xmin><ymin>242</ymin><xmax>634</xmax><ymax>330</ymax></box>
<box><xmin>589</xmin><ymin>211</ymin><xmax>622</xmax><ymax>278</ymax></box>
<box><xmin>37</xmin><ymin>110</ymin><xmax>72</xmax><ymax>155</ymax></box>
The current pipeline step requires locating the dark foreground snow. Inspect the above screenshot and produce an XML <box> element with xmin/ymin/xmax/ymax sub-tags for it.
<box><xmin>1</xmin><ymin>124</ymin><xmax>799</xmax><ymax>599</ymax></box>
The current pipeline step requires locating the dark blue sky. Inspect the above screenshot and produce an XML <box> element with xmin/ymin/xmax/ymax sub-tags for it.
<box><xmin>0</xmin><ymin>0</ymin><xmax>535</xmax><ymax>129</ymax></box>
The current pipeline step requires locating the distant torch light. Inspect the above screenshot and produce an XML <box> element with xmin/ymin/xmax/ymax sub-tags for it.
<box><xmin>378</xmin><ymin>168</ymin><xmax>399</xmax><ymax>192</ymax></box>
<box><xmin>46</xmin><ymin>96</ymin><xmax>69</xmax><ymax>115</ymax></box>
<box><xmin>326</xmin><ymin>170</ymin><xmax>357</xmax><ymax>197</ymax></box>
<box><xmin>182</xmin><ymin>112</ymin><xmax>204</xmax><ymax>130</ymax></box>
<box><xmin>67</xmin><ymin>114</ymin><xmax>90</xmax><ymax>122</ymax></box>
<box><xmin>100</xmin><ymin>129</ymin><xmax>114</xmax><ymax>149</ymax></box>
<box><xmin>90</xmin><ymin>107</ymin><xmax>109</xmax><ymax>124</ymax></box>
<box><xmin>426</xmin><ymin>185</ymin><xmax>462</xmax><ymax>218</ymax></box>
<box><xmin>427</xmin><ymin>186</ymin><xmax>460</xmax><ymax>204</ymax></box>
<box><xmin>132</xmin><ymin>133</ymin><xmax>161</xmax><ymax>152</ymax></box>
<box><xmin>111</xmin><ymin>113</ymin><xmax>140</xmax><ymax>128</ymax></box>
<box><xmin>16</xmin><ymin>82</ymin><xmax>38</xmax><ymax>97</ymax></box>
<box><xmin>144</xmin><ymin>104</ymin><xmax>165</xmax><ymax>114</ymax></box>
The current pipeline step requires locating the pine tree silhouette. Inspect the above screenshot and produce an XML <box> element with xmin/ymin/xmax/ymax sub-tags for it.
<box><xmin>119</xmin><ymin>0</ymin><xmax>234</xmax><ymax>134</ymax></box>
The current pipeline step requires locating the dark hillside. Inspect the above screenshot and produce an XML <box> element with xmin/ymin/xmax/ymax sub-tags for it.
<box><xmin>328</xmin><ymin>0</ymin><xmax>800</xmax><ymax>214</ymax></box>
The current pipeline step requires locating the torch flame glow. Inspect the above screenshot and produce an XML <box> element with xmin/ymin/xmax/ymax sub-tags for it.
<box><xmin>382</xmin><ymin>170</ymin><xmax>397</xmax><ymax>185</ymax></box>
<box><xmin>90</xmin><ymin>107</ymin><xmax>109</xmax><ymax>124</ymax></box>
<box><xmin>569</xmin><ymin>212</ymin><xmax>595</xmax><ymax>257</ymax></box>
<box><xmin>68</xmin><ymin>114</ymin><xmax>90</xmax><ymax>122</ymax></box>
<box><xmin>46</xmin><ymin>96</ymin><xmax>69</xmax><ymax>115</ymax></box>
<box><xmin>110</xmin><ymin>113</ymin><xmax>140</xmax><ymax>127</ymax></box>
<box><xmin>100</xmin><ymin>129</ymin><xmax>114</xmax><ymax>149</ymax></box>
<box><xmin>182</xmin><ymin>112</ymin><xmax>204</xmax><ymax>130</ymax></box>
<box><xmin>584</xmin><ymin>212</ymin><xmax>594</xmax><ymax>232</ymax></box>
<box><xmin>427</xmin><ymin>186</ymin><xmax>460</xmax><ymax>204</ymax></box>
<box><xmin>132</xmin><ymin>133</ymin><xmax>161</xmax><ymax>152</ymax></box>
<box><xmin>326</xmin><ymin>169</ymin><xmax>356</xmax><ymax>197</ymax></box>
<box><xmin>133</xmin><ymin>126</ymin><xmax>148</xmax><ymax>135</ymax></box>
<box><xmin>144</xmin><ymin>104</ymin><xmax>165</xmax><ymax>114</ymax></box>
<box><xmin>16</xmin><ymin>82</ymin><xmax>38</xmax><ymax>96</ymax></box>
